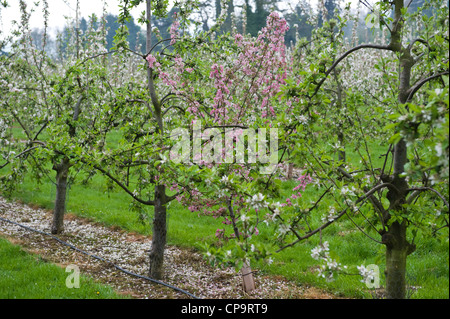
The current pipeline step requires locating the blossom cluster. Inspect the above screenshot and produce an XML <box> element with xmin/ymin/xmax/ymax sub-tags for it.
<box><xmin>169</xmin><ymin>13</ymin><xmax>180</xmax><ymax>45</ymax></box>
<box><xmin>246</xmin><ymin>193</ymin><xmax>267</xmax><ymax>210</ymax></box>
<box><xmin>310</xmin><ymin>241</ymin><xmax>346</xmax><ymax>282</ymax></box>
<box><xmin>321</xmin><ymin>206</ymin><xmax>339</xmax><ymax>223</ymax></box>
<box><xmin>283</xmin><ymin>174</ymin><xmax>312</xmax><ymax>206</ymax></box>
<box><xmin>149</xmin><ymin>11</ymin><xmax>292</xmax><ymax>127</ymax></box>
<box><xmin>357</xmin><ymin>265</ymin><xmax>377</xmax><ymax>284</ymax></box>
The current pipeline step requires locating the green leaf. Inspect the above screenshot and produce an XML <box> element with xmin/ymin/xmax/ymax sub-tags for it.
<box><xmin>383</xmin><ymin>122</ymin><xmax>399</xmax><ymax>131</ymax></box>
<box><xmin>388</xmin><ymin>133</ymin><xmax>402</xmax><ymax>144</ymax></box>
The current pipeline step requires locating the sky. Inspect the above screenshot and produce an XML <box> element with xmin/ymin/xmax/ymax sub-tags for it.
<box><xmin>0</xmin><ymin>0</ymin><xmax>144</xmax><ymax>38</ymax></box>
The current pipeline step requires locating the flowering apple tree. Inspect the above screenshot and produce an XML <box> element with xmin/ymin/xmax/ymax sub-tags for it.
<box><xmin>0</xmin><ymin>0</ymin><xmax>119</xmax><ymax>234</ymax></box>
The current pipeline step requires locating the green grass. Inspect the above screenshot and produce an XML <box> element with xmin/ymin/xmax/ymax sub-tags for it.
<box><xmin>0</xmin><ymin>237</ymin><xmax>125</xmax><ymax>299</ymax></box>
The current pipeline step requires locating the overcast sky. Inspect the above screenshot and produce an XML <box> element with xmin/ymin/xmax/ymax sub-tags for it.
<box><xmin>0</xmin><ymin>0</ymin><xmax>145</xmax><ymax>39</ymax></box>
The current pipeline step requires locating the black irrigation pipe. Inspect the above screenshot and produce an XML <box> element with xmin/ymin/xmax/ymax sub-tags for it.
<box><xmin>0</xmin><ymin>215</ymin><xmax>200</xmax><ymax>299</ymax></box>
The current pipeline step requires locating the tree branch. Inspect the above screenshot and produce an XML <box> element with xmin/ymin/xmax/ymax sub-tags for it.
<box><xmin>406</xmin><ymin>71</ymin><xmax>449</xmax><ymax>102</ymax></box>
<box><xmin>313</xmin><ymin>44</ymin><xmax>393</xmax><ymax>96</ymax></box>
<box><xmin>275</xmin><ymin>208</ymin><xmax>348</xmax><ymax>252</ymax></box>
<box><xmin>77</xmin><ymin>50</ymin><xmax>117</xmax><ymax>66</ymax></box>
<box><xmin>162</xmin><ymin>105</ymin><xmax>186</xmax><ymax>116</ymax></box>
<box><xmin>91</xmin><ymin>163</ymin><xmax>155</xmax><ymax>206</ymax></box>
<box><xmin>356</xmin><ymin>182</ymin><xmax>400</xmax><ymax>204</ymax></box>
<box><xmin>127</xmin><ymin>99</ymin><xmax>154</xmax><ymax>117</ymax></box>
<box><xmin>0</xmin><ymin>145</ymin><xmax>44</xmax><ymax>169</ymax></box>
<box><xmin>406</xmin><ymin>187</ymin><xmax>449</xmax><ymax>209</ymax></box>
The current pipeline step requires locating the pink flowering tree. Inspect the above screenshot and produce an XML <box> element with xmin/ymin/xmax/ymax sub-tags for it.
<box><xmin>82</xmin><ymin>1</ymin><xmax>316</xmax><ymax>286</ymax></box>
<box><xmin>147</xmin><ymin>11</ymin><xmax>313</xmax><ymax>275</ymax></box>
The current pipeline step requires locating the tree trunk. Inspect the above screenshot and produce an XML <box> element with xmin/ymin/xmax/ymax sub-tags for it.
<box><xmin>241</xmin><ymin>261</ymin><xmax>255</xmax><ymax>293</ymax></box>
<box><xmin>383</xmin><ymin>137</ymin><xmax>414</xmax><ymax>299</ymax></box>
<box><xmin>286</xmin><ymin>162</ymin><xmax>294</xmax><ymax>179</ymax></box>
<box><xmin>385</xmin><ymin>245</ymin><xmax>407</xmax><ymax>298</ymax></box>
<box><xmin>383</xmin><ymin>138</ymin><xmax>415</xmax><ymax>298</ymax></box>
<box><xmin>149</xmin><ymin>184</ymin><xmax>167</xmax><ymax>279</ymax></box>
<box><xmin>51</xmin><ymin>158</ymin><xmax>70</xmax><ymax>234</ymax></box>
<box><xmin>383</xmin><ymin>221</ymin><xmax>413</xmax><ymax>299</ymax></box>
<box><xmin>380</xmin><ymin>0</ymin><xmax>417</xmax><ymax>299</ymax></box>
<box><xmin>145</xmin><ymin>0</ymin><xmax>167</xmax><ymax>280</ymax></box>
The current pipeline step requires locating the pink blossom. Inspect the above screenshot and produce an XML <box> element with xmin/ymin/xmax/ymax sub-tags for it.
<box><xmin>215</xmin><ymin>229</ymin><xmax>225</xmax><ymax>239</ymax></box>
<box><xmin>170</xmin><ymin>19</ymin><xmax>180</xmax><ymax>45</ymax></box>
<box><xmin>146</xmin><ymin>54</ymin><xmax>157</xmax><ymax>68</ymax></box>
<box><xmin>188</xmin><ymin>205</ymin><xmax>197</xmax><ymax>212</ymax></box>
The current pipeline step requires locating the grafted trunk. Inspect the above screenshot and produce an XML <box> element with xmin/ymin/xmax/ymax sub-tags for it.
<box><xmin>383</xmin><ymin>138</ymin><xmax>415</xmax><ymax>298</ymax></box>
<box><xmin>383</xmin><ymin>220</ymin><xmax>415</xmax><ymax>299</ymax></box>
<box><xmin>149</xmin><ymin>184</ymin><xmax>167</xmax><ymax>279</ymax></box>
<box><xmin>51</xmin><ymin>158</ymin><xmax>70</xmax><ymax>234</ymax></box>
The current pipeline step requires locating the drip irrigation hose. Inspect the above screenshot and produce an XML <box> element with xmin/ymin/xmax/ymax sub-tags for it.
<box><xmin>0</xmin><ymin>215</ymin><xmax>200</xmax><ymax>299</ymax></box>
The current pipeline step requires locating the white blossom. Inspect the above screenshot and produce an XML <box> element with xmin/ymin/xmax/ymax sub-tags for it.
<box><xmin>246</xmin><ymin>193</ymin><xmax>267</xmax><ymax>210</ymax></box>
<box><xmin>357</xmin><ymin>265</ymin><xmax>377</xmax><ymax>283</ymax></box>
<box><xmin>278</xmin><ymin>223</ymin><xmax>290</xmax><ymax>236</ymax></box>
<box><xmin>321</xmin><ymin>206</ymin><xmax>338</xmax><ymax>223</ymax></box>
<box><xmin>240</xmin><ymin>214</ymin><xmax>249</xmax><ymax>222</ymax></box>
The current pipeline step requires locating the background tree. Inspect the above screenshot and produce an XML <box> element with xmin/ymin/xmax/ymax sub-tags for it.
<box><xmin>0</xmin><ymin>0</ymin><xmax>117</xmax><ymax>234</ymax></box>
<box><xmin>284</xmin><ymin>0</ymin><xmax>314</xmax><ymax>46</ymax></box>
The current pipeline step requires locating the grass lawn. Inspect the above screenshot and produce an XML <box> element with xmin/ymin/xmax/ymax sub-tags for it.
<box><xmin>0</xmin><ymin>237</ymin><xmax>124</xmax><ymax>299</ymax></box>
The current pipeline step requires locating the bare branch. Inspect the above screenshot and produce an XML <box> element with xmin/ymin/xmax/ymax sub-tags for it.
<box><xmin>145</xmin><ymin>38</ymin><xmax>172</xmax><ymax>56</ymax></box>
<box><xmin>91</xmin><ymin>163</ymin><xmax>155</xmax><ymax>206</ymax></box>
<box><xmin>166</xmin><ymin>191</ymin><xmax>182</xmax><ymax>203</ymax></box>
<box><xmin>406</xmin><ymin>71</ymin><xmax>449</xmax><ymax>102</ymax></box>
<box><xmin>313</xmin><ymin>44</ymin><xmax>393</xmax><ymax>97</ymax></box>
<box><xmin>0</xmin><ymin>145</ymin><xmax>44</xmax><ymax>169</ymax></box>
<box><xmin>162</xmin><ymin>105</ymin><xmax>186</xmax><ymax>116</ymax></box>
<box><xmin>274</xmin><ymin>182</ymin><xmax>399</xmax><ymax>252</ymax></box>
<box><xmin>406</xmin><ymin>187</ymin><xmax>449</xmax><ymax>209</ymax></box>
<box><xmin>407</xmin><ymin>37</ymin><xmax>429</xmax><ymax>52</ymax></box>
<box><xmin>127</xmin><ymin>99</ymin><xmax>154</xmax><ymax>117</ymax></box>
<box><xmin>275</xmin><ymin>208</ymin><xmax>348</xmax><ymax>252</ymax></box>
